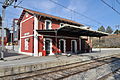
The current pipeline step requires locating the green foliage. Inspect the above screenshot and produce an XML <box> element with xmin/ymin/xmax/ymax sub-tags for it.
<box><xmin>98</xmin><ymin>26</ymin><xmax>105</xmax><ymax>32</ymax></box>
<box><xmin>106</xmin><ymin>26</ymin><xmax>113</xmax><ymax>34</ymax></box>
<box><xmin>114</xmin><ymin>29</ymin><xmax>120</xmax><ymax>34</ymax></box>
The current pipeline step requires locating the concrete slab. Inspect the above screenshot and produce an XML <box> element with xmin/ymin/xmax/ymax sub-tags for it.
<box><xmin>0</xmin><ymin>48</ymin><xmax>120</xmax><ymax>79</ymax></box>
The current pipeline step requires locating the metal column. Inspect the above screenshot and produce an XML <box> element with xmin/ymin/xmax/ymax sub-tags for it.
<box><xmin>0</xmin><ymin>7</ymin><xmax>5</xmax><ymax>60</ymax></box>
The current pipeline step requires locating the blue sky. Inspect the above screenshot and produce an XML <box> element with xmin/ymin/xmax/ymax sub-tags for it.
<box><xmin>0</xmin><ymin>0</ymin><xmax>120</xmax><ymax>31</ymax></box>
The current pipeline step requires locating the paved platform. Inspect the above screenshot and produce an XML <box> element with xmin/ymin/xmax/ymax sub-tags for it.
<box><xmin>0</xmin><ymin>48</ymin><xmax>120</xmax><ymax>78</ymax></box>
<box><xmin>0</xmin><ymin>48</ymin><xmax>120</xmax><ymax>67</ymax></box>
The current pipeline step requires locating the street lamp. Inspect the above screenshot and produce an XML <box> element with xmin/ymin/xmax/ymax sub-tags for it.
<box><xmin>0</xmin><ymin>0</ymin><xmax>17</xmax><ymax>60</ymax></box>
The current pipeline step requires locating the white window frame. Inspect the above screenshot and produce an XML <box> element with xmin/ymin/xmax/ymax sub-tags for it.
<box><xmin>71</xmin><ymin>40</ymin><xmax>77</xmax><ymax>53</ymax></box>
<box><xmin>25</xmin><ymin>12</ymin><xmax>29</xmax><ymax>17</ymax></box>
<box><xmin>59</xmin><ymin>39</ymin><xmax>66</xmax><ymax>53</ymax></box>
<box><xmin>25</xmin><ymin>38</ymin><xmax>29</xmax><ymax>50</ymax></box>
<box><xmin>45</xmin><ymin>20</ymin><xmax>52</xmax><ymax>29</ymax></box>
<box><xmin>60</xmin><ymin>23</ymin><xmax>64</xmax><ymax>27</ymax></box>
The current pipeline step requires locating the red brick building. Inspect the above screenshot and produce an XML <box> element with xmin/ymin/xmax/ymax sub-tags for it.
<box><xmin>18</xmin><ymin>9</ymin><xmax>108</xmax><ymax>56</ymax></box>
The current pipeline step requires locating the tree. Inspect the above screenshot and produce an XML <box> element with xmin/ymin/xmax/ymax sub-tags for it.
<box><xmin>98</xmin><ymin>26</ymin><xmax>105</xmax><ymax>32</ymax></box>
<box><xmin>106</xmin><ymin>26</ymin><xmax>113</xmax><ymax>34</ymax></box>
<box><xmin>114</xmin><ymin>29</ymin><xmax>120</xmax><ymax>34</ymax></box>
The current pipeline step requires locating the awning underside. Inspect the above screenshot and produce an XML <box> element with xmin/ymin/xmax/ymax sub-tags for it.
<box><xmin>37</xmin><ymin>25</ymin><xmax>108</xmax><ymax>37</ymax></box>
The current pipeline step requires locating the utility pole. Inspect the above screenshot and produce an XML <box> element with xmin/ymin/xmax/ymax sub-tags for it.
<box><xmin>10</xmin><ymin>27</ymin><xmax>14</xmax><ymax>50</ymax></box>
<box><xmin>1</xmin><ymin>5</ymin><xmax>6</xmax><ymax>60</ymax></box>
<box><xmin>0</xmin><ymin>0</ymin><xmax>17</xmax><ymax>60</ymax></box>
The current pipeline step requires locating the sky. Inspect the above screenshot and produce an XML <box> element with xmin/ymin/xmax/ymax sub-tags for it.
<box><xmin>0</xmin><ymin>0</ymin><xmax>120</xmax><ymax>31</ymax></box>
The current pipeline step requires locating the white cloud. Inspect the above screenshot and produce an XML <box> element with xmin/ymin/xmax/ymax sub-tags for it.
<box><xmin>63</xmin><ymin>0</ymin><xmax>88</xmax><ymax>13</ymax></box>
<box><xmin>22</xmin><ymin>0</ymin><xmax>58</xmax><ymax>12</ymax></box>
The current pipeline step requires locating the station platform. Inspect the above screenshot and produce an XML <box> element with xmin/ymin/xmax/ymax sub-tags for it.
<box><xmin>0</xmin><ymin>48</ymin><xmax>120</xmax><ymax>67</ymax></box>
<box><xmin>0</xmin><ymin>48</ymin><xmax>120</xmax><ymax>77</ymax></box>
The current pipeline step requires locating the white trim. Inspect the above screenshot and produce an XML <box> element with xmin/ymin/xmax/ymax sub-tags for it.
<box><xmin>19</xmin><ymin>22</ymin><xmax>22</xmax><ymax>53</ymax></box>
<box><xmin>21</xmin><ymin>35</ymin><xmax>34</xmax><ymax>38</ymax></box>
<box><xmin>44</xmin><ymin>38</ymin><xmax>53</xmax><ymax>55</ymax></box>
<box><xmin>59</xmin><ymin>39</ymin><xmax>66</xmax><ymax>53</ymax></box>
<box><xmin>34</xmin><ymin>15</ymin><xmax>39</xmax><ymax>56</ymax></box>
<box><xmin>60</xmin><ymin>23</ymin><xmax>64</xmax><ymax>27</ymax></box>
<box><xmin>21</xmin><ymin>16</ymin><xmax>34</xmax><ymax>23</ymax></box>
<box><xmin>71</xmin><ymin>40</ymin><xmax>77</xmax><ymax>53</ymax></box>
<box><xmin>19</xmin><ymin>51</ymin><xmax>33</xmax><ymax>56</ymax></box>
<box><xmin>38</xmin><ymin>35</ymin><xmax>79</xmax><ymax>39</ymax></box>
<box><xmin>45</xmin><ymin>20</ymin><xmax>52</xmax><ymax>29</ymax></box>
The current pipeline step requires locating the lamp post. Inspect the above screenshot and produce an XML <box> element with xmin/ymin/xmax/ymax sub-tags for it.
<box><xmin>1</xmin><ymin>6</ymin><xmax>6</xmax><ymax>60</ymax></box>
<box><xmin>0</xmin><ymin>0</ymin><xmax>17</xmax><ymax>60</ymax></box>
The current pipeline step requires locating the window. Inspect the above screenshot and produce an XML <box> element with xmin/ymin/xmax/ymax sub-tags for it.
<box><xmin>60</xmin><ymin>23</ymin><xmax>64</xmax><ymax>27</ymax></box>
<box><xmin>59</xmin><ymin>39</ymin><xmax>66</xmax><ymax>53</ymax></box>
<box><xmin>45</xmin><ymin>20</ymin><xmax>52</xmax><ymax>30</ymax></box>
<box><xmin>25</xmin><ymin>13</ymin><xmax>29</xmax><ymax>17</ymax></box>
<box><xmin>25</xmin><ymin>38</ymin><xmax>29</xmax><ymax>50</ymax></box>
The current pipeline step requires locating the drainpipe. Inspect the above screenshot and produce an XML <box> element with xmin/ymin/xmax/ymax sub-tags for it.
<box><xmin>55</xmin><ymin>30</ymin><xmax>58</xmax><ymax>56</ymax></box>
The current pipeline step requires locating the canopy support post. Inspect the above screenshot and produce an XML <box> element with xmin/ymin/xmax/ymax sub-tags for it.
<box><xmin>55</xmin><ymin>30</ymin><xmax>58</xmax><ymax>57</ymax></box>
<box><xmin>98</xmin><ymin>37</ymin><xmax>101</xmax><ymax>52</ymax></box>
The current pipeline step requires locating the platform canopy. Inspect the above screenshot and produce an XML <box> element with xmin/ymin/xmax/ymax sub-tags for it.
<box><xmin>37</xmin><ymin>24</ymin><xmax>108</xmax><ymax>37</ymax></box>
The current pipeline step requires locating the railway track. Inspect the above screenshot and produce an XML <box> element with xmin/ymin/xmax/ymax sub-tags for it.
<box><xmin>98</xmin><ymin>67</ymin><xmax>120</xmax><ymax>80</ymax></box>
<box><xmin>1</xmin><ymin>54</ymin><xmax>120</xmax><ymax>80</ymax></box>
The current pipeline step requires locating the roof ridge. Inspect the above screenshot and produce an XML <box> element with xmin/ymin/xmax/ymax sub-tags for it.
<box><xmin>24</xmin><ymin>9</ymin><xmax>83</xmax><ymax>26</ymax></box>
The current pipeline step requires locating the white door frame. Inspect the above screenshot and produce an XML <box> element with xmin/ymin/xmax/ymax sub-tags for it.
<box><xmin>59</xmin><ymin>39</ymin><xmax>66</xmax><ymax>53</ymax></box>
<box><xmin>71</xmin><ymin>40</ymin><xmax>77</xmax><ymax>53</ymax></box>
<box><xmin>44</xmin><ymin>38</ymin><xmax>53</xmax><ymax>55</ymax></box>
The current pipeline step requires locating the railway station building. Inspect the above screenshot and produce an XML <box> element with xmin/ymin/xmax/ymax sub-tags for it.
<box><xmin>18</xmin><ymin>9</ymin><xmax>108</xmax><ymax>56</ymax></box>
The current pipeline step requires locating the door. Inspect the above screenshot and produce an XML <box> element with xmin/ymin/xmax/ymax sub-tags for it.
<box><xmin>71</xmin><ymin>40</ymin><xmax>77</xmax><ymax>53</ymax></box>
<box><xmin>60</xmin><ymin>40</ymin><xmax>65</xmax><ymax>53</ymax></box>
<box><xmin>45</xmin><ymin>40</ymin><xmax>51</xmax><ymax>55</ymax></box>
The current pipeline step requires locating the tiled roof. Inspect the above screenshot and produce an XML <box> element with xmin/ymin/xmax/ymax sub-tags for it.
<box><xmin>19</xmin><ymin>9</ymin><xmax>84</xmax><ymax>26</ymax></box>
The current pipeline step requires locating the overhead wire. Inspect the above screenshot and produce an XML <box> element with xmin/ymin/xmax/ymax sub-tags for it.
<box><xmin>0</xmin><ymin>1</ymin><xmax>104</xmax><ymax>28</ymax></box>
<box><xmin>101</xmin><ymin>0</ymin><xmax>120</xmax><ymax>16</ymax></box>
<box><xmin>116</xmin><ymin>0</ymin><xmax>120</xmax><ymax>5</ymax></box>
<box><xmin>49</xmin><ymin>0</ymin><xmax>103</xmax><ymax>25</ymax></box>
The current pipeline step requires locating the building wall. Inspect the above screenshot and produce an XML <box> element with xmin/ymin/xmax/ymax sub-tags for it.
<box><xmin>22</xmin><ymin>12</ymin><xmax>33</xmax><ymax>21</ymax></box>
<box><xmin>20</xmin><ymin>13</ymin><xmax>34</xmax><ymax>54</ymax></box>
<box><xmin>20</xmin><ymin>11</ymin><xmax>91</xmax><ymax>56</ymax></box>
<box><xmin>38</xmin><ymin>17</ymin><xmax>61</xmax><ymax>30</ymax></box>
<box><xmin>21</xmin><ymin>36</ymin><xmax>34</xmax><ymax>53</ymax></box>
<box><xmin>38</xmin><ymin>36</ymin><xmax>81</xmax><ymax>55</ymax></box>
<box><xmin>21</xmin><ymin>18</ymin><xmax>34</xmax><ymax>36</ymax></box>
<box><xmin>38</xmin><ymin>36</ymin><xmax>44</xmax><ymax>53</ymax></box>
